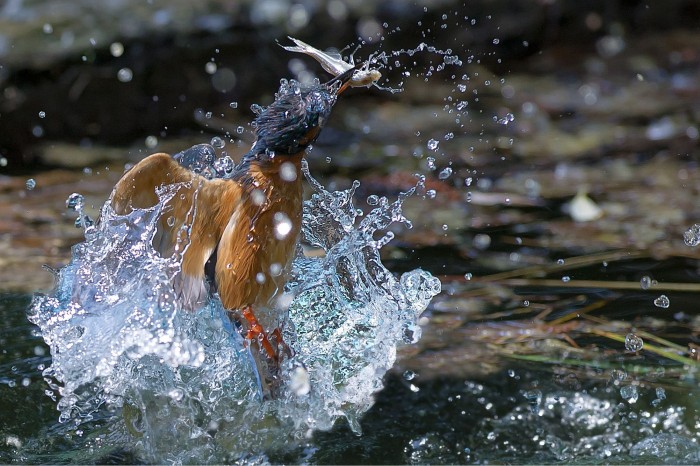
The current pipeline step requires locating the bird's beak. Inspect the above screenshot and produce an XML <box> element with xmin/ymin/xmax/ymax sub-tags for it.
<box><xmin>327</xmin><ymin>67</ymin><xmax>356</xmax><ymax>96</ymax></box>
<box><xmin>337</xmin><ymin>80</ymin><xmax>352</xmax><ymax>96</ymax></box>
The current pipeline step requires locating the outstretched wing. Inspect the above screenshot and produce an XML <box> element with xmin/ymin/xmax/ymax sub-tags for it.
<box><xmin>111</xmin><ymin>152</ymin><xmax>235</xmax><ymax>310</ymax></box>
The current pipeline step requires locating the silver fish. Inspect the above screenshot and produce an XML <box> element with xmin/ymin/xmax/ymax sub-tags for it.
<box><xmin>281</xmin><ymin>36</ymin><xmax>381</xmax><ymax>89</ymax></box>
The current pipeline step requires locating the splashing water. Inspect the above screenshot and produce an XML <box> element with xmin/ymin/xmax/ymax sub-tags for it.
<box><xmin>471</xmin><ymin>391</ymin><xmax>697</xmax><ymax>463</ymax></box>
<box><xmin>27</xmin><ymin>150</ymin><xmax>440</xmax><ymax>462</ymax></box>
<box><xmin>684</xmin><ymin>224</ymin><xmax>700</xmax><ymax>246</ymax></box>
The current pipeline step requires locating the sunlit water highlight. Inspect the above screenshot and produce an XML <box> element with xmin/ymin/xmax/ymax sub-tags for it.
<box><xmin>27</xmin><ymin>148</ymin><xmax>440</xmax><ymax>462</ymax></box>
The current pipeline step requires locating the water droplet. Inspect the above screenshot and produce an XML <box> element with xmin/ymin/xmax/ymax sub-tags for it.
<box><xmin>683</xmin><ymin>223</ymin><xmax>700</xmax><ymax>246</ymax></box>
<box><xmin>403</xmin><ymin>370</ymin><xmax>416</xmax><ymax>381</ymax></box>
<box><xmin>655</xmin><ymin>387</ymin><xmax>666</xmax><ymax>401</ymax></box>
<box><xmin>269</xmin><ymin>263</ymin><xmax>282</xmax><ymax>276</ymax></box>
<box><xmin>438</xmin><ymin>167</ymin><xmax>452</xmax><ymax>179</ymax></box>
<box><xmin>625</xmin><ymin>333</ymin><xmax>644</xmax><ymax>352</ymax></box>
<box><xmin>473</xmin><ymin>234</ymin><xmax>491</xmax><ymax>250</ymax></box>
<box><xmin>109</xmin><ymin>42</ymin><xmax>124</xmax><ymax>57</ymax></box>
<box><xmin>66</xmin><ymin>193</ymin><xmax>84</xmax><ymax>211</ymax></box>
<box><xmin>652</xmin><ymin>294</ymin><xmax>670</xmax><ymax>309</ymax></box>
<box><xmin>229</xmin><ymin>101</ymin><xmax>238</xmax><ymax>109</ymax></box>
<box><xmin>117</xmin><ymin>68</ymin><xmax>133</xmax><ymax>83</ymax></box>
<box><xmin>25</xmin><ymin>179</ymin><xmax>36</xmax><ymax>190</ymax></box>
<box><xmin>497</xmin><ymin>112</ymin><xmax>515</xmax><ymax>125</ymax></box>
<box><xmin>596</xmin><ymin>35</ymin><xmax>625</xmax><ymax>58</ymax></box>
<box><xmin>464</xmin><ymin>273</ymin><xmax>472</xmax><ymax>280</ymax></box>
<box><xmin>205</xmin><ymin>62</ymin><xmax>217</xmax><ymax>74</ymax></box>
<box><xmin>273</xmin><ymin>212</ymin><xmax>293</xmax><ymax>240</ymax></box>
<box><xmin>236</xmin><ymin>126</ymin><xmax>245</xmax><ymax>134</ymax></box>
<box><xmin>561</xmin><ymin>276</ymin><xmax>570</xmax><ymax>283</ymax></box>
<box><xmin>255</xmin><ymin>272</ymin><xmax>266</xmax><ymax>284</ymax></box>
<box><xmin>427</xmin><ymin>139</ymin><xmax>439</xmax><ymax>151</ymax></box>
<box><xmin>425</xmin><ymin>189</ymin><xmax>436</xmax><ymax>199</ymax></box>
<box><xmin>145</xmin><ymin>135</ymin><xmax>158</xmax><ymax>149</ymax></box>
<box><xmin>280</xmin><ymin>161</ymin><xmax>297</xmax><ymax>182</ymax></box>
<box><xmin>42</xmin><ymin>23</ymin><xmax>53</xmax><ymax>34</ymax></box>
<box><xmin>367</xmin><ymin>195</ymin><xmax>380</xmax><ymax>206</ymax></box>
<box><xmin>620</xmin><ymin>385</ymin><xmax>638</xmax><ymax>403</ymax></box>
<box><xmin>210</xmin><ymin>136</ymin><xmax>225</xmax><ymax>149</ymax></box>
<box><xmin>212</xmin><ymin>155</ymin><xmax>235</xmax><ymax>178</ymax></box>
<box><xmin>168</xmin><ymin>388</ymin><xmax>184</xmax><ymax>401</ymax></box>
<box><xmin>251</xmin><ymin>189</ymin><xmax>265</xmax><ymax>206</ymax></box>
<box><xmin>38</xmin><ymin>111</ymin><xmax>46</xmax><ymax>119</ymax></box>
<box><xmin>492</xmin><ymin>38</ymin><xmax>500</xmax><ymax>45</ymax></box>
<box><xmin>556</xmin><ymin>258</ymin><xmax>565</xmax><ymax>265</ymax></box>
<box><xmin>426</xmin><ymin>157</ymin><xmax>436</xmax><ymax>170</ymax></box>
<box><xmin>640</xmin><ymin>276</ymin><xmax>652</xmax><ymax>290</ymax></box>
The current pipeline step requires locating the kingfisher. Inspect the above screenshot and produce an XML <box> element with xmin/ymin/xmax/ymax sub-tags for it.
<box><xmin>110</xmin><ymin>68</ymin><xmax>360</xmax><ymax>392</ymax></box>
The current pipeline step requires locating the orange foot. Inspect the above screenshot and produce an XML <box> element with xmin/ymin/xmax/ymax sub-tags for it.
<box><xmin>239</xmin><ymin>305</ymin><xmax>293</xmax><ymax>364</ymax></box>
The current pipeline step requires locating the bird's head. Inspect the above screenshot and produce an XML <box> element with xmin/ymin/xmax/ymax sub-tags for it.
<box><xmin>250</xmin><ymin>80</ymin><xmax>337</xmax><ymax>157</ymax></box>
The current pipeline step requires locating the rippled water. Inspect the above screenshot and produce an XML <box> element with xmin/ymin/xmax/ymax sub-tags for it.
<box><xmin>4</xmin><ymin>287</ymin><xmax>700</xmax><ymax>465</ymax></box>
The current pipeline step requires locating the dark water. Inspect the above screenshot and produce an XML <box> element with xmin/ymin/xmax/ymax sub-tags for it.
<box><xmin>3</xmin><ymin>291</ymin><xmax>699</xmax><ymax>464</ymax></box>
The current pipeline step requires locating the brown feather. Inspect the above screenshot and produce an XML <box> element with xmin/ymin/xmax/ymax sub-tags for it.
<box><xmin>215</xmin><ymin>153</ymin><xmax>303</xmax><ymax>323</ymax></box>
<box><xmin>110</xmin><ymin>151</ymin><xmax>303</xmax><ymax>316</ymax></box>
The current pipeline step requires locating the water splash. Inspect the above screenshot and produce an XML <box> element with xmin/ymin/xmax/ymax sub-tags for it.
<box><xmin>472</xmin><ymin>391</ymin><xmax>695</xmax><ymax>463</ymax></box>
<box><xmin>27</xmin><ymin>152</ymin><xmax>440</xmax><ymax>462</ymax></box>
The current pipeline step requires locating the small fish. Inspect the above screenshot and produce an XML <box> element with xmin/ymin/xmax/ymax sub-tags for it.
<box><xmin>281</xmin><ymin>37</ymin><xmax>381</xmax><ymax>90</ymax></box>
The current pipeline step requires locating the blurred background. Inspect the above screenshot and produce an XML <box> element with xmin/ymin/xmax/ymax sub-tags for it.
<box><xmin>2</xmin><ymin>0</ymin><xmax>699</xmax><ymax>292</ymax></box>
<box><xmin>2</xmin><ymin>0</ymin><xmax>700</xmax><ymax>463</ymax></box>
<box><xmin>1</xmin><ymin>0</ymin><xmax>698</xmax><ymax>167</ymax></box>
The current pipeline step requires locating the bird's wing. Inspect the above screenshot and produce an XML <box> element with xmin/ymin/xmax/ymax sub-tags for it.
<box><xmin>111</xmin><ymin>152</ymin><xmax>196</xmax><ymax>213</ymax></box>
<box><xmin>111</xmin><ymin>152</ymin><xmax>227</xmax><ymax>310</ymax></box>
<box><xmin>213</xmin><ymin>206</ymin><xmax>259</xmax><ymax>311</ymax></box>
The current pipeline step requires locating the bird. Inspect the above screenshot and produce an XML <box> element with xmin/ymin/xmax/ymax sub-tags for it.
<box><xmin>109</xmin><ymin>75</ymin><xmax>351</xmax><ymax>393</ymax></box>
